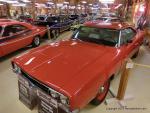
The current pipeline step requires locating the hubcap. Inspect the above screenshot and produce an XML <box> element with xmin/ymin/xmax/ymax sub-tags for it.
<box><xmin>34</xmin><ymin>37</ymin><xmax>39</xmax><ymax>45</ymax></box>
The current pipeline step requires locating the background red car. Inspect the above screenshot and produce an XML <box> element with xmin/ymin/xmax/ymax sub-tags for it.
<box><xmin>0</xmin><ymin>20</ymin><xmax>47</xmax><ymax>57</ymax></box>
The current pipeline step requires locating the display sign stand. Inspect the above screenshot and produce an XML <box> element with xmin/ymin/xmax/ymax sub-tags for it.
<box><xmin>105</xmin><ymin>59</ymin><xmax>134</xmax><ymax>107</ymax></box>
<box><xmin>47</xmin><ymin>25</ymin><xmax>51</xmax><ymax>40</ymax></box>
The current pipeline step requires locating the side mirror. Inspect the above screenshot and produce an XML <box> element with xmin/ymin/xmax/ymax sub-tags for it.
<box><xmin>127</xmin><ymin>39</ymin><xmax>133</xmax><ymax>43</ymax></box>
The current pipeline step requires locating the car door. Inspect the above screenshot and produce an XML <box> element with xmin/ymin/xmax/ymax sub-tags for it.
<box><xmin>0</xmin><ymin>24</ymin><xmax>32</xmax><ymax>56</ymax></box>
<box><xmin>120</xmin><ymin>28</ymin><xmax>140</xmax><ymax>58</ymax></box>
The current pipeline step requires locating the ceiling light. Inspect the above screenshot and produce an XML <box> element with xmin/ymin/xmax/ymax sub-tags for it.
<box><xmin>47</xmin><ymin>2</ymin><xmax>54</xmax><ymax>5</ymax></box>
<box><xmin>81</xmin><ymin>1</ymin><xmax>87</xmax><ymax>4</ymax></box>
<box><xmin>64</xmin><ymin>1</ymin><xmax>69</xmax><ymax>4</ymax></box>
<box><xmin>0</xmin><ymin>3</ymin><xmax>3</xmax><ymax>5</ymax></box>
<box><xmin>57</xmin><ymin>3</ymin><xmax>63</xmax><ymax>7</ymax></box>
<box><xmin>12</xmin><ymin>3</ymin><xmax>26</xmax><ymax>7</ymax></box>
<box><xmin>99</xmin><ymin>0</ymin><xmax>115</xmax><ymax>4</ymax></box>
<box><xmin>5</xmin><ymin>0</ymin><xmax>19</xmax><ymax>4</ymax></box>
<box><xmin>21</xmin><ymin>0</ymin><xmax>31</xmax><ymax>3</ymax></box>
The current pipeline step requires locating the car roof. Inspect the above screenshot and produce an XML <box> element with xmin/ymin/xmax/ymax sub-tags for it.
<box><xmin>0</xmin><ymin>20</ymin><xmax>25</xmax><ymax>26</ymax></box>
<box><xmin>84</xmin><ymin>21</ymin><xmax>133</xmax><ymax>30</ymax></box>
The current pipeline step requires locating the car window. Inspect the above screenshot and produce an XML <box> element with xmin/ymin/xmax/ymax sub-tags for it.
<box><xmin>2</xmin><ymin>24</ymin><xmax>28</xmax><ymax>37</ymax></box>
<box><xmin>37</xmin><ymin>16</ymin><xmax>45</xmax><ymax>21</ymax></box>
<box><xmin>120</xmin><ymin>28</ymin><xmax>136</xmax><ymax>45</ymax></box>
<box><xmin>72</xmin><ymin>26</ymin><xmax>119</xmax><ymax>46</ymax></box>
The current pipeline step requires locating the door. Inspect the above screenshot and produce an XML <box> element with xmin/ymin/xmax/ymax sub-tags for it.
<box><xmin>120</xmin><ymin>28</ymin><xmax>139</xmax><ymax>58</ymax></box>
<box><xmin>0</xmin><ymin>24</ymin><xmax>32</xmax><ymax>56</ymax></box>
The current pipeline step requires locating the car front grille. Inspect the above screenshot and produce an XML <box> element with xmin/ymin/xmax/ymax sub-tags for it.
<box><xmin>21</xmin><ymin>70</ymin><xmax>49</xmax><ymax>94</ymax></box>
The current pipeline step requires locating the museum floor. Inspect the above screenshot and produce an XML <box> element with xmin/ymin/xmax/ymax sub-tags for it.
<box><xmin>0</xmin><ymin>31</ymin><xmax>150</xmax><ymax>113</ymax></box>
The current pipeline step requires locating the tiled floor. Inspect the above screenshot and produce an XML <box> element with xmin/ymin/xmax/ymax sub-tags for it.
<box><xmin>0</xmin><ymin>31</ymin><xmax>150</xmax><ymax>113</ymax></box>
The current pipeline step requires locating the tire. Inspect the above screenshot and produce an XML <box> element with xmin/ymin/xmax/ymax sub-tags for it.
<box><xmin>91</xmin><ymin>80</ymin><xmax>110</xmax><ymax>106</ymax></box>
<box><xmin>32</xmin><ymin>36</ymin><xmax>40</xmax><ymax>47</ymax></box>
<box><xmin>132</xmin><ymin>49</ymin><xmax>139</xmax><ymax>59</ymax></box>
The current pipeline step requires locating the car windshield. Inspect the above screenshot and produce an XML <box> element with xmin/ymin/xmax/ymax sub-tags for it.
<box><xmin>37</xmin><ymin>16</ymin><xmax>45</xmax><ymax>21</ymax></box>
<box><xmin>46</xmin><ymin>16</ymin><xmax>59</xmax><ymax>22</ymax></box>
<box><xmin>72</xmin><ymin>26</ymin><xmax>120</xmax><ymax>46</ymax></box>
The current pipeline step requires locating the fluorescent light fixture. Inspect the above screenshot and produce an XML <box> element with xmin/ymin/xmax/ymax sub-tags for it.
<box><xmin>139</xmin><ymin>4</ymin><xmax>145</xmax><ymax>12</ymax></box>
<box><xmin>12</xmin><ymin>3</ymin><xmax>26</xmax><ymax>7</ymax></box>
<box><xmin>77</xmin><ymin>6</ymin><xmax>81</xmax><ymax>9</ymax></box>
<box><xmin>101</xmin><ymin>7</ymin><xmax>111</xmax><ymax>10</ymax></box>
<box><xmin>64</xmin><ymin>1</ymin><xmax>69</xmax><ymax>4</ymax></box>
<box><xmin>0</xmin><ymin>0</ymin><xmax>5</xmax><ymax>2</ymax></box>
<box><xmin>6</xmin><ymin>0</ymin><xmax>19</xmax><ymax>4</ymax></box>
<box><xmin>47</xmin><ymin>2</ymin><xmax>54</xmax><ymax>5</ymax></box>
<box><xmin>0</xmin><ymin>3</ymin><xmax>3</xmax><ymax>5</ymax></box>
<box><xmin>35</xmin><ymin>3</ymin><xmax>46</xmax><ymax>8</ymax></box>
<box><xmin>99</xmin><ymin>0</ymin><xmax>115</xmax><ymax>3</ymax></box>
<box><xmin>57</xmin><ymin>3</ymin><xmax>63</xmax><ymax>7</ymax></box>
<box><xmin>92</xmin><ymin>7</ymin><xmax>98</xmax><ymax>10</ymax></box>
<box><xmin>69</xmin><ymin>6</ymin><xmax>75</xmax><ymax>9</ymax></box>
<box><xmin>21</xmin><ymin>0</ymin><xmax>31</xmax><ymax>3</ymax></box>
<box><xmin>81</xmin><ymin>1</ymin><xmax>87</xmax><ymax>4</ymax></box>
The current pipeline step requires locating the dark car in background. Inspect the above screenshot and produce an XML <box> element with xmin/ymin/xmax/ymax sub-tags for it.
<box><xmin>35</xmin><ymin>15</ymin><xmax>73</xmax><ymax>38</ymax></box>
<box><xmin>34</xmin><ymin>15</ymin><xmax>58</xmax><ymax>26</ymax></box>
<box><xmin>69</xmin><ymin>14</ymin><xmax>79</xmax><ymax>21</ymax></box>
<box><xmin>50</xmin><ymin>15</ymin><xmax>73</xmax><ymax>38</ymax></box>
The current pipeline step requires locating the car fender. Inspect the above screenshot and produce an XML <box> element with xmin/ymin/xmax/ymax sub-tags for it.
<box><xmin>0</xmin><ymin>47</ymin><xmax>4</xmax><ymax>57</ymax></box>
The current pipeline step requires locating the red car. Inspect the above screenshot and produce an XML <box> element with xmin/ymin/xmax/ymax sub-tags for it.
<box><xmin>12</xmin><ymin>21</ymin><xmax>145</xmax><ymax>113</ymax></box>
<box><xmin>0</xmin><ymin>20</ymin><xmax>47</xmax><ymax>57</ymax></box>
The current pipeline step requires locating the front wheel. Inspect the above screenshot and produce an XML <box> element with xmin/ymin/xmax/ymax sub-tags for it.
<box><xmin>32</xmin><ymin>36</ymin><xmax>40</xmax><ymax>47</ymax></box>
<box><xmin>91</xmin><ymin>80</ymin><xmax>110</xmax><ymax>105</ymax></box>
<box><xmin>132</xmin><ymin>49</ymin><xmax>139</xmax><ymax>59</ymax></box>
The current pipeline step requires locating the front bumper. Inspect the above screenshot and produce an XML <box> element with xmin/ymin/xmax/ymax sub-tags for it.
<box><xmin>17</xmin><ymin>70</ymin><xmax>79</xmax><ymax>113</ymax></box>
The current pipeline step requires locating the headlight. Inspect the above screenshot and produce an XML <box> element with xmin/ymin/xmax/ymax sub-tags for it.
<box><xmin>50</xmin><ymin>89</ymin><xmax>59</xmax><ymax>98</ymax></box>
<box><xmin>60</xmin><ymin>94</ymin><xmax>69</xmax><ymax>105</ymax></box>
<box><xmin>13</xmin><ymin>63</ymin><xmax>21</xmax><ymax>74</ymax></box>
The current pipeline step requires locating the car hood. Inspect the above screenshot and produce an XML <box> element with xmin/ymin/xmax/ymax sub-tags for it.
<box><xmin>14</xmin><ymin>39</ymin><xmax>117</xmax><ymax>95</ymax></box>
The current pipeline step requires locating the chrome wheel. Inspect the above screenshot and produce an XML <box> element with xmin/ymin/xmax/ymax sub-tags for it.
<box><xmin>32</xmin><ymin>36</ymin><xmax>40</xmax><ymax>47</ymax></box>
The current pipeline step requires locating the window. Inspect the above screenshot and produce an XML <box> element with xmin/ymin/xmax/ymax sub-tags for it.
<box><xmin>2</xmin><ymin>24</ymin><xmax>27</xmax><ymax>37</ymax></box>
<box><xmin>72</xmin><ymin>26</ymin><xmax>120</xmax><ymax>46</ymax></box>
<box><xmin>120</xmin><ymin>28</ymin><xmax>136</xmax><ymax>45</ymax></box>
<box><xmin>37</xmin><ymin>16</ymin><xmax>45</xmax><ymax>21</ymax></box>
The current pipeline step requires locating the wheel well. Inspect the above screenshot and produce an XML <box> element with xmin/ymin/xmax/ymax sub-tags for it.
<box><xmin>110</xmin><ymin>74</ymin><xmax>115</xmax><ymax>81</ymax></box>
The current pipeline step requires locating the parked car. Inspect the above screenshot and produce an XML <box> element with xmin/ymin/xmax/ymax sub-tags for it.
<box><xmin>95</xmin><ymin>17</ymin><xmax>124</xmax><ymax>22</ymax></box>
<box><xmin>69</xmin><ymin>14</ymin><xmax>79</xmax><ymax>21</ymax></box>
<box><xmin>34</xmin><ymin>15</ymin><xmax>73</xmax><ymax>38</ymax></box>
<box><xmin>18</xmin><ymin>15</ymin><xmax>34</xmax><ymax>23</ymax></box>
<box><xmin>0</xmin><ymin>20</ymin><xmax>47</xmax><ymax>57</ymax></box>
<box><xmin>34</xmin><ymin>15</ymin><xmax>56</xmax><ymax>26</ymax></box>
<box><xmin>12</xmin><ymin>21</ymin><xmax>145</xmax><ymax>113</ymax></box>
<box><xmin>49</xmin><ymin>15</ymin><xmax>73</xmax><ymax>38</ymax></box>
